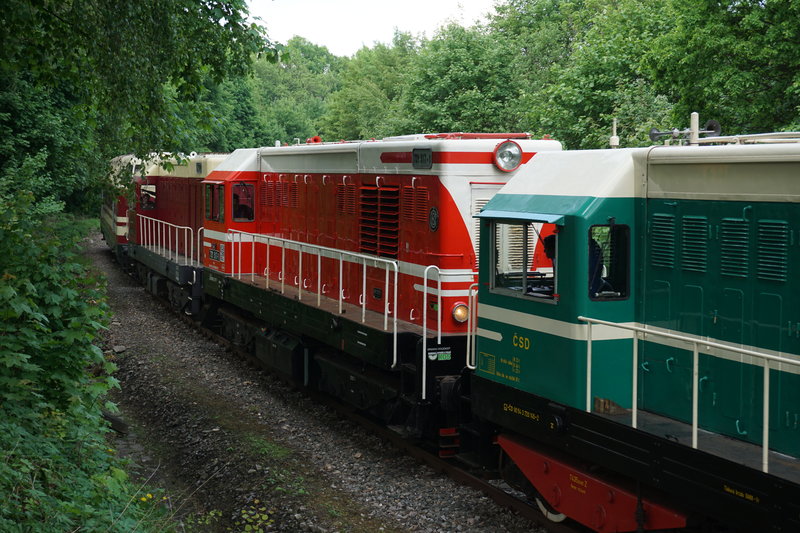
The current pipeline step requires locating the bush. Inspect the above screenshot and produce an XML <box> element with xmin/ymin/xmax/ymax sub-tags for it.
<box><xmin>0</xmin><ymin>193</ymin><xmax>167</xmax><ymax>531</ymax></box>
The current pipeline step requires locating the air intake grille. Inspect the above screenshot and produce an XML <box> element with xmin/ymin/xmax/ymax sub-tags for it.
<box><xmin>681</xmin><ymin>216</ymin><xmax>708</xmax><ymax>273</ymax></box>
<box><xmin>359</xmin><ymin>186</ymin><xmax>399</xmax><ymax>258</ymax></box>
<box><xmin>757</xmin><ymin>220</ymin><xmax>788</xmax><ymax>282</ymax></box>
<box><xmin>650</xmin><ymin>213</ymin><xmax>675</xmax><ymax>268</ymax></box>
<box><xmin>720</xmin><ymin>219</ymin><xmax>749</xmax><ymax>277</ymax></box>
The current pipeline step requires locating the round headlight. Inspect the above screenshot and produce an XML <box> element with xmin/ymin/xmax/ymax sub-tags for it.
<box><xmin>452</xmin><ymin>303</ymin><xmax>469</xmax><ymax>323</ymax></box>
<box><xmin>493</xmin><ymin>140</ymin><xmax>523</xmax><ymax>172</ymax></box>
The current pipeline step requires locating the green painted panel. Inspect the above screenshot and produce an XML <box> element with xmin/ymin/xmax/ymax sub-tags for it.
<box><xmin>641</xmin><ymin>197</ymin><xmax>800</xmax><ymax>457</ymax></box>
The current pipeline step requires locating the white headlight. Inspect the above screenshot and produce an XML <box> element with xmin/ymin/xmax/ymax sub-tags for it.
<box><xmin>493</xmin><ymin>140</ymin><xmax>523</xmax><ymax>172</ymax></box>
<box><xmin>452</xmin><ymin>303</ymin><xmax>469</xmax><ymax>323</ymax></box>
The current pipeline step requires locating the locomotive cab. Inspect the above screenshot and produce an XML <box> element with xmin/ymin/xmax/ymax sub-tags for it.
<box><xmin>473</xmin><ymin>149</ymin><xmax>640</xmax><ymax>411</ymax></box>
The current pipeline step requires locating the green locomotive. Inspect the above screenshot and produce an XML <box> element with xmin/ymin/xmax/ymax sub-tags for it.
<box><xmin>471</xmin><ymin>125</ymin><xmax>800</xmax><ymax>531</ymax></box>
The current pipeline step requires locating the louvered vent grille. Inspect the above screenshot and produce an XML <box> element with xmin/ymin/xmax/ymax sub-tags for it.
<box><xmin>472</xmin><ymin>198</ymin><xmax>490</xmax><ymax>269</ymax></box>
<box><xmin>401</xmin><ymin>186</ymin><xmax>429</xmax><ymax>222</ymax></box>
<box><xmin>289</xmin><ymin>182</ymin><xmax>299</xmax><ymax>208</ymax></box>
<box><xmin>378</xmin><ymin>187</ymin><xmax>400</xmax><ymax>257</ymax></box>
<box><xmin>279</xmin><ymin>182</ymin><xmax>288</xmax><ymax>207</ymax></box>
<box><xmin>757</xmin><ymin>220</ymin><xmax>788</xmax><ymax>282</ymax></box>
<box><xmin>260</xmin><ymin>182</ymin><xmax>270</xmax><ymax>207</ymax></box>
<box><xmin>681</xmin><ymin>216</ymin><xmax>708</xmax><ymax>272</ymax></box>
<box><xmin>336</xmin><ymin>183</ymin><xmax>356</xmax><ymax>214</ymax></box>
<box><xmin>650</xmin><ymin>213</ymin><xmax>675</xmax><ymax>268</ymax></box>
<box><xmin>720</xmin><ymin>219</ymin><xmax>749</xmax><ymax>277</ymax></box>
<box><xmin>360</xmin><ymin>187</ymin><xmax>378</xmax><ymax>254</ymax></box>
<box><xmin>359</xmin><ymin>186</ymin><xmax>400</xmax><ymax>258</ymax></box>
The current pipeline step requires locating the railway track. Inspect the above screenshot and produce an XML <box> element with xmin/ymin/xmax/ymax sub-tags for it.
<box><xmin>178</xmin><ymin>303</ymin><xmax>587</xmax><ymax>533</ymax></box>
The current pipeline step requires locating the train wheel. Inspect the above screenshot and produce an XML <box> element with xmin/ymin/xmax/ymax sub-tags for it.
<box><xmin>534</xmin><ymin>495</ymin><xmax>566</xmax><ymax>523</ymax></box>
<box><xmin>499</xmin><ymin>448</ymin><xmax>567</xmax><ymax>523</ymax></box>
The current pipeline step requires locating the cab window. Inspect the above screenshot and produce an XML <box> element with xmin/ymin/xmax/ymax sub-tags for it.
<box><xmin>205</xmin><ymin>184</ymin><xmax>224</xmax><ymax>222</ymax></box>
<box><xmin>589</xmin><ymin>224</ymin><xmax>629</xmax><ymax>300</ymax></box>
<box><xmin>490</xmin><ymin>220</ymin><xmax>557</xmax><ymax>300</ymax></box>
<box><xmin>232</xmin><ymin>183</ymin><xmax>255</xmax><ymax>221</ymax></box>
<box><xmin>140</xmin><ymin>183</ymin><xmax>156</xmax><ymax>210</ymax></box>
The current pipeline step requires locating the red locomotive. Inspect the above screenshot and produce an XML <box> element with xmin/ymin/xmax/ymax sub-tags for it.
<box><xmin>104</xmin><ymin>134</ymin><xmax>562</xmax><ymax>436</ymax></box>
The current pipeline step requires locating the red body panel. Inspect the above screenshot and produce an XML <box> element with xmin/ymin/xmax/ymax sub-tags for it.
<box><xmin>202</xmin><ymin>137</ymin><xmax>563</xmax><ymax>334</ymax></box>
<box><xmin>498</xmin><ymin>434</ymin><xmax>687</xmax><ymax>532</ymax></box>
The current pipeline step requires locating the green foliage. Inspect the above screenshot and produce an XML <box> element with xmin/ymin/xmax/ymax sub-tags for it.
<box><xmin>399</xmin><ymin>24</ymin><xmax>520</xmax><ymax>133</ymax></box>
<box><xmin>509</xmin><ymin>0</ymin><xmax>675</xmax><ymax>148</ymax></box>
<box><xmin>0</xmin><ymin>198</ymin><xmax>167</xmax><ymax>530</ymax></box>
<box><xmin>644</xmin><ymin>0</ymin><xmax>800</xmax><ymax>133</ymax></box>
<box><xmin>0</xmin><ymin>0</ymin><xmax>272</xmax><ymax>214</ymax></box>
<box><xmin>323</xmin><ymin>32</ymin><xmax>420</xmax><ymax>140</ymax></box>
<box><xmin>251</xmin><ymin>37</ymin><xmax>345</xmax><ymax>144</ymax></box>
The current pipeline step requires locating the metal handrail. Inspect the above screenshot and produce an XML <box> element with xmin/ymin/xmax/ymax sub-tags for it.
<box><xmin>196</xmin><ymin>227</ymin><xmax>204</xmax><ymax>265</ymax></box>
<box><xmin>228</xmin><ymin>230</ymin><xmax>401</xmax><ymax>367</ymax></box>
<box><xmin>465</xmin><ymin>282</ymin><xmax>479</xmax><ymax>370</ymax></box>
<box><xmin>137</xmin><ymin>214</ymin><xmax>194</xmax><ymax>266</ymax></box>
<box><xmin>578</xmin><ymin>315</ymin><xmax>800</xmax><ymax>474</ymax></box>
<box><xmin>420</xmin><ymin>266</ymin><xmax>442</xmax><ymax>400</ymax></box>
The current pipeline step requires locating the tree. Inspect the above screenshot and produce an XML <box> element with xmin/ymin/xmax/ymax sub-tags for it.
<box><xmin>251</xmin><ymin>37</ymin><xmax>344</xmax><ymax>144</ymax></box>
<box><xmin>514</xmin><ymin>0</ymin><xmax>675</xmax><ymax>148</ymax></box>
<box><xmin>399</xmin><ymin>24</ymin><xmax>520</xmax><ymax>133</ymax></box>
<box><xmin>0</xmin><ymin>0</ymin><xmax>271</xmax><ymax>210</ymax></box>
<box><xmin>644</xmin><ymin>0</ymin><xmax>800</xmax><ymax>133</ymax></box>
<box><xmin>323</xmin><ymin>32</ymin><xmax>420</xmax><ymax>140</ymax></box>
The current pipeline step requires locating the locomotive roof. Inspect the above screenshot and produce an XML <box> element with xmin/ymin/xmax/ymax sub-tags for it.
<box><xmin>479</xmin><ymin>142</ymin><xmax>800</xmax><ymax>222</ymax></box>
<box><xmin>212</xmin><ymin>136</ymin><xmax>563</xmax><ymax>178</ymax></box>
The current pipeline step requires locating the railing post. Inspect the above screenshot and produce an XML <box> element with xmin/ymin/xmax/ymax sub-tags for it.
<box><xmin>265</xmin><ymin>237</ymin><xmax>271</xmax><ymax>290</ymax></box>
<box><xmin>466</xmin><ymin>282</ymin><xmax>478</xmax><ymax>370</ymax></box>
<box><xmin>280</xmin><ymin>244</ymin><xmax>285</xmax><ymax>294</ymax></box>
<box><xmin>692</xmin><ymin>342</ymin><xmax>699</xmax><ymax>449</ymax></box>
<box><xmin>391</xmin><ymin>265</ymin><xmax>398</xmax><ymax>369</ymax></box>
<box><xmin>361</xmin><ymin>258</ymin><xmax>367</xmax><ymax>323</ymax></box>
<box><xmin>251</xmin><ymin>233</ymin><xmax>255</xmax><ymax>282</ymax></box>
<box><xmin>586</xmin><ymin>322</ymin><xmax>593</xmax><ymax>413</ymax></box>
<box><xmin>763</xmin><ymin>360</ymin><xmax>770</xmax><ymax>473</ymax></box>
<box><xmin>338</xmin><ymin>254</ymin><xmax>343</xmax><ymax>314</ymax></box>
<box><xmin>298</xmin><ymin>245</ymin><xmax>303</xmax><ymax>301</ymax></box>
<box><xmin>383</xmin><ymin>265</ymin><xmax>389</xmax><ymax>331</ymax></box>
<box><xmin>317</xmin><ymin>253</ymin><xmax>322</xmax><ymax>307</ymax></box>
<box><xmin>237</xmin><ymin>232</ymin><xmax>242</xmax><ymax>279</ymax></box>
<box><xmin>632</xmin><ymin>330</ymin><xmax>639</xmax><ymax>429</ymax></box>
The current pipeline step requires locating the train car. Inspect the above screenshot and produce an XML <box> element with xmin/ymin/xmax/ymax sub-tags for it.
<box><xmin>197</xmin><ymin>133</ymin><xmax>561</xmax><ymax>439</ymax></box>
<box><xmin>100</xmin><ymin>155</ymin><xmax>142</xmax><ymax>263</ymax></box>
<box><xmin>126</xmin><ymin>153</ymin><xmax>228</xmax><ymax>314</ymax></box>
<box><xmin>471</xmin><ymin>129</ymin><xmax>800</xmax><ymax>531</ymax></box>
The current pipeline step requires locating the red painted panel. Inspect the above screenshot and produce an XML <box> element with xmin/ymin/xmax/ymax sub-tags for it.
<box><xmin>498</xmin><ymin>434</ymin><xmax>687</xmax><ymax>532</ymax></box>
<box><xmin>379</xmin><ymin>151</ymin><xmax>535</xmax><ymax>166</ymax></box>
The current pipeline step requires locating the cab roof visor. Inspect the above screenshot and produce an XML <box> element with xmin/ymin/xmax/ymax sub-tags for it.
<box><xmin>476</xmin><ymin>210</ymin><xmax>565</xmax><ymax>225</ymax></box>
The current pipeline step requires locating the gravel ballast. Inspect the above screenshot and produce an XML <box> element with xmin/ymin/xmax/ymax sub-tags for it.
<box><xmin>88</xmin><ymin>233</ymin><xmax>545</xmax><ymax>533</ymax></box>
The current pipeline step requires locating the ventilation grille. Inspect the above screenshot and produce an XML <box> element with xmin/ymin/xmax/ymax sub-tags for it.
<box><xmin>681</xmin><ymin>216</ymin><xmax>708</xmax><ymax>273</ymax></box>
<box><xmin>757</xmin><ymin>220</ymin><xmax>788</xmax><ymax>282</ymax></box>
<box><xmin>472</xmin><ymin>198</ymin><xmax>490</xmax><ymax>269</ymax></box>
<box><xmin>260</xmin><ymin>182</ymin><xmax>272</xmax><ymax>207</ymax></box>
<box><xmin>651</xmin><ymin>213</ymin><xmax>675</xmax><ymax>268</ymax></box>
<box><xmin>401</xmin><ymin>186</ymin><xmax>429</xmax><ymax>222</ymax></box>
<box><xmin>720</xmin><ymin>219</ymin><xmax>749</xmax><ymax>278</ymax></box>
<box><xmin>336</xmin><ymin>183</ymin><xmax>357</xmax><ymax>215</ymax></box>
<box><xmin>359</xmin><ymin>186</ymin><xmax>399</xmax><ymax>258</ymax></box>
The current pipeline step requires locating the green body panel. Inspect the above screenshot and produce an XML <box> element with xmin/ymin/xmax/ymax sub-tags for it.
<box><xmin>477</xmin><ymin>168</ymin><xmax>800</xmax><ymax>457</ymax></box>
<box><xmin>476</xmin><ymin>195</ymin><xmax>638</xmax><ymax>411</ymax></box>
<box><xmin>640</xmin><ymin>198</ymin><xmax>800</xmax><ymax>455</ymax></box>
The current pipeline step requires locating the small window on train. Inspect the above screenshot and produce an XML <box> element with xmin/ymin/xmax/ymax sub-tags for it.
<box><xmin>588</xmin><ymin>225</ymin><xmax>629</xmax><ymax>300</ymax></box>
<box><xmin>490</xmin><ymin>220</ymin><xmax>557</xmax><ymax>300</ymax></box>
<box><xmin>140</xmin><ymin>184</ymin><xmax>156</xmax><ymax>210</ymax></box>
<box><xmin>232</xmin><ymin>183</ymin><xmax>254</xmax><ymax>221</ymax></box>
<box><xmin>205</xmin><ymin>183</ymin><xmax>224</xmax><ymax>222</ymax></box>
